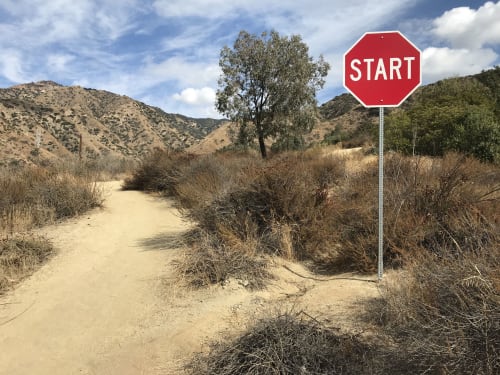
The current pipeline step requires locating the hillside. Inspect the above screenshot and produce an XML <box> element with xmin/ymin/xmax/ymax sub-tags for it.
<box><xmin>191</xmin><ymin>67</ymin><xmax>500</xmax><ymax>155</ymax></box>
<box><xmin>2</xmin><ymin>67</ymin><xmax>498</xmax><ymax>162</ymax></box>
<box><xmin>189</xmin><ymin>93</ymin><xmax>379</xmax><ymax>154</ymax></box>
<box><xmin>0</xmin><ymin>81</ymin><xmax>224</xmax><ymax>165</ymax></box>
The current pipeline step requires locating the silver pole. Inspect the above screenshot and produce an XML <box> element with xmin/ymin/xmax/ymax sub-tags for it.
<box><xmin>378</xmin><ymin>107</ymin><xmax>384</xmax><ymax>281</ymax></box>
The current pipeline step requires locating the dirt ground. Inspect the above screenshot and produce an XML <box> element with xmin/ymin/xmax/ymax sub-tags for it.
<box><xmin>0</xmin><ymin>181</ymin><xmax>379</xmax><ymax>375</ymax></box>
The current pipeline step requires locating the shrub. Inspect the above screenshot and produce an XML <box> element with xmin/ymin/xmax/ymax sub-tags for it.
<box><xmin>187</xmin><ymin>152</ymin><xmax>346</xmax><ymax>261</ymax></box>
<box><xmin>174</xmin><ymin>153</ymin><xmax>262</xmax><ymax>211</ymax></box>
<box><xmin>186</xmin><ymin>310</ymin><xmax>385</xmax><ymax>375</ymax></box>
<box><xmin>385</xmin><ymin>75</ymin><xmax>500</xmax><ymax>162</ymax></box>
<box><xmin>0</xmin><ymin>237</ymin><xmax>54</xmax><ymax>293</ymax></box>
<box><xmin>122</xmin><ymin>148</ymin><xmax>194</xmax><ymax>193</ymax></box>
<box><xmin>174</xmin><ymin>229</ymin><xmax>271</xmax><ymax>290</ymax></box>
<box><xmin>29</xmin><ymin>175</ymin><xmax>102</xmax><ymax>219</ymax></box>
<box><xmin>370</xmin><ymin>247</ymin><xmax>499</xmax><ymax>374</ymax></box>
<box><xmin>1</xmin><ymin>166</ymin><xmax>103</xmax><ymax>234</ymax></box>
<box><xmin>321</xmin><ymin>153</ymin><xmax>499</xmax><ymax>273</ymax></box>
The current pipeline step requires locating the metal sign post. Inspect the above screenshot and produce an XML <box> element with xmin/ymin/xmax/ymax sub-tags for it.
<box><xmin>343</xmin><ymin>31</ymin><xmax>421</xmax><ymax>281</ymax></box>
<box><xmin>378</xmin><ymin>107</ymin><xmax>384</xmax><ymax>280</ymax></box>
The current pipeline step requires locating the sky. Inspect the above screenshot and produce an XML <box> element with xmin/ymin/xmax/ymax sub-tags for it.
<box><xmin>0</xmin><ymin>1</ymin><xmax>499</xmax><ymax>118</ymax></box>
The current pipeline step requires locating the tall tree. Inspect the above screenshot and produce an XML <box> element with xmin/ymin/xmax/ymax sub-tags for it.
<box><xmin>216</xmin><ymin>30</ymin><xmax>330</xmax><ymax>158</ymax></box>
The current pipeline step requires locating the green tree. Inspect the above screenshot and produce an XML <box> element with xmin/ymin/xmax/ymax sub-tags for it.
<box><xmin>216</xmin><ymin>30</ymin><xmax>330</xmax><ymax>158</ymax></box>
<box><xmin>459</xmin><ymin>108</ymin><xmax>500</xmax><ymax>163</ymax></box>
<box><xmin>385</xmin><ymin>109</ymin><xmax>413</xmax><ymax>154</ymax></box>
<box><xmin>385</xmin><ymin>76</ymin><xmax>500</xmax><ymax>162</ymax></box>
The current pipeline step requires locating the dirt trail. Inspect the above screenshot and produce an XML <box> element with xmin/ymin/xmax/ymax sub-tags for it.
<box><xmin>0</xmin><ymin>181</ymin><xmax>379</xmax><ymax>374</ymax></box>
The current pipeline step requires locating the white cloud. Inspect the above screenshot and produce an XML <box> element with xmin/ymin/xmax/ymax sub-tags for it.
<box><xmin>0</xmin><ymin>50</ymin><xmax>30</xmax><ymax>83</ymax></box>
<box><xmin>141</xmin><ymin>90</ymin><xmax>220</xmax><ymax>118</ymax></box>
<box><xmin>153</xmin><ymin>0</ymin><xmax>237</xmax><ymax>18</ymax></box>
<box><xmin>0</xmin><ymin>0</ymin><xmax>140</xmax><ymax>48</ymax></box>
<box><xmin>74</xmin><ymin>57</ymin><xmax>220</xmax><ymax>112</ymax></box>
<box><xmin>422</xmin><ymin>47</ymin><xmax>498</xmax><ymax>82</ymax></box>
<box><xmin>417</xmin><ymin>1</ymin><xmax>500</xmax><ymax>83</ymax></box>
<box><xmin>47</xmin><ymin>54</ymin><xmax>75</xmax><ymax>73</ymax></box>
<box><xmin>169</xmin><ymin>87</ymin><xmax>218</xmax><ymax>118</ymax></box>
<box><xmin>153</xmin><ymin>0</ymin><xmax>415</xmax><ymax>55</ymax></box>
<box><xmin>173</xmin><ymin>87</ymin><xmax>215</xmax><ymax>106</ymax></box>
<box><xmin>432</xmin><ymin>1</ymin><xmax>500</xmax><ymax>49</ymax></box>
<box><xmin>140</xmin><ymin>57</ymin><xmax>220</xmax><ymax>88</ymax></box>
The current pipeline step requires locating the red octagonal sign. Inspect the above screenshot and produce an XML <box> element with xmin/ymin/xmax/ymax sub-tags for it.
<box><xmin>343</xmin><ymin>31</ymin><xmax>421</xmax><ymax>107</ymax></box>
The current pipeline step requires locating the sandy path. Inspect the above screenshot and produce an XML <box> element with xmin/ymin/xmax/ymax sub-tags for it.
<box><xmin>0</xmin><ymin>181</ymin><xmax>379</xmax><ymax>374</ymax></box>
<box><xmin>0</xmin><ymin>181</ymin><xmax>194</xmax><ymax>374</ymax></box>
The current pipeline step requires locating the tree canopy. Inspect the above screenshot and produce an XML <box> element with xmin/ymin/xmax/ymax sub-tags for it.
<box><xmin>385</xmin><ymin>75</ymin><xmax>500</xmax><ymax>163</ymax></box>
<box><xmin>216</xmin><ymin>30</ymin><xmax>330</xmax><ymax>157</ymax></box>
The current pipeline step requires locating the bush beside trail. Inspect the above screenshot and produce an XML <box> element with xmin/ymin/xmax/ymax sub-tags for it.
<box><xmin>0</xmin><ymin>237</ymin><xmax>54</xmax><ymax>294</ymax></box>
<box><xmin>322</xmin><ymin>153</ymin><xmax>499</xmax><ymax>273</ymax></box>
<box><xmin>125</xmin><ymin>149</ymin><xmax>499</xmax><ymax>275</ymax></box>
<box><xmin>1</xmin><ymin>166</ymin><xmax>103</xmax><ymax>235</ymax></box>
<box><xmin>126</xmin><ymin>148</ymin><xmax>499</xmax><ymax>373</ymax></box>
<box><xmin>122</xmin><ymin>148</ymin><xmax>195</xmax><ymax>193</ymax></box>
<box><xmin>0</xmin><ymin>161</ymin><xmax>105</xmax><ymax>293</ymax></box>
<box><xmin>368</xmin><ymin>246</ymin><xmax>499</xmax><ymax>374</ymax></box>
<box><xmin>186</xmin><ymin>310</ymin><xmax>391</xmax><ymax>375</ymax></box>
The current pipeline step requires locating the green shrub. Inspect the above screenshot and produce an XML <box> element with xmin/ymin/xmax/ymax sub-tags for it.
<box><xmin>385</xmin><ymin>76</ymin><xmax>500</xmax><ymax>162</ymax></box>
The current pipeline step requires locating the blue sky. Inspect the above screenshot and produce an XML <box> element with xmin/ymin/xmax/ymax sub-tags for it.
<box><xmin>0</xmin><ymin>1</ymin><xmax>499</xmax><ymax>118</ymax></box>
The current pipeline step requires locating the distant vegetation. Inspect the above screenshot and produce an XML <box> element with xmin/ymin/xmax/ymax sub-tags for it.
<box><xmin>385</xmin><ymin>69</ymin><xmax>500</xmax><ymax>163</ymax></box>
<box><xmin>321</xmin><ymin>67</ymin><xmax>500</xmax><ymax>163</ymax></box>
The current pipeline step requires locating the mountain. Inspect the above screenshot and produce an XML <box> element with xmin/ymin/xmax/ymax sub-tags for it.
<box><xmin>3</xmin><ymin>67</ymin><xmax>498</xmax><ymax>163</ymax></box>
<box><xmin>314</xmin><ymin>93</ymin><xmax>379</xmax><ymax>144</ymax></box>
<box><xmin>0</xmin><ymin>81</ymin><xmax>225</xmax><ymax>165</ymax></box>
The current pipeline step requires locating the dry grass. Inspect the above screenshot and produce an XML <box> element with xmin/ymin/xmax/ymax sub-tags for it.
<box><xmin>186</xmin><ymin>151</ymin><xmax>347</xmax><ymax>263</ymax></box>
<box><xmin>0</xmin><ymin>236</ymin><xmax>54</xmax><ymax>294</ymax></box>
<box><xmin>317</xmin><ymin>153</ymin><xmax>499</xmax><ymax>273</ymax></box>
<box><xmin>186</xmin><ymin>310</ymin><xmax>388</xmax><ymax>375</ymax></box>
<box><xmin>0</xmin><ymin>162</ymin><xmax>105</xmax><ymax>293</ymax></box>
<box><xmin>126</xmin><ymin>149</ymin><xmax>499</xmax><ymax>279</ymax></box>
<box><xmin>368</xmin><ymin>246</ymin><xmax>499</xmax><ymax>374</ymax></box>
<box><xmin>122</xmin><ymin>148</ymin><xmax>195</xmax><ymax>193</ymax></box>
<box><xmin>174</xmin><ymin>153</ymin><xmax>262</xmax><ymax>211</ymax></box>
<box><xmin>174</xmin><ymin>229</ymin><xmax>272</xmax><ymax>290</ymax></box>
<box><xmin>0</xmin><ymin>166</ymin><xmax>103</xmax><ymax>236</ymax></box>
<box><xmin>47</xmin><ymin>154</ymin><xmax>136</xmax><ymax>181</ymax></box>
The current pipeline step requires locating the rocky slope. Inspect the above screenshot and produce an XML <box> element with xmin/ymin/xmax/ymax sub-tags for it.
<box><xmin>0</xmin><ymin>81</ymin><xmax>224</xmax><ymax>165</ymax></box>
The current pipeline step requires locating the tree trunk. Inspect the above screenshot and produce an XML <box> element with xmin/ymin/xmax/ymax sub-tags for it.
<box><xmin>258</xmin><ymin>134</ymin><xmax>267</xmax><ymax>158</ymax></box>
